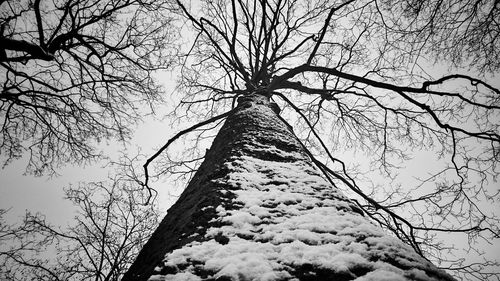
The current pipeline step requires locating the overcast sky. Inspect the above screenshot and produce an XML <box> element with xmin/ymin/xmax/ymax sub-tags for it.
<box><xmin>0</xmin><ymin>3</ymin><xmax>499</xmax><ymax>277</ymax></box>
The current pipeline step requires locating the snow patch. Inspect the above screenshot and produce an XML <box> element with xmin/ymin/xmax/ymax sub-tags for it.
<box><xmin>355</xmin><ymin>269</ymin><xmax>407</xmax><ymax>281</ymax></box>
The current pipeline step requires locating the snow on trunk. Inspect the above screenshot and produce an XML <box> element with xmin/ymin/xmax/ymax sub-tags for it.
<box><xmin>124</xmin><ymin>93</ymin><xmax>455</xmax><ymax>281</ymax></box>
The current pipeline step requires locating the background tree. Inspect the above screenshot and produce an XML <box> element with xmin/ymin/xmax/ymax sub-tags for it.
<box><xmin>0</xmin><ymin>0</ymin><xmax>175</xmax><ymax>175</ymax></box>
<box><xmin>129</xmin><ymin>0</ymin><xmax>500</xmax><ymax>280</ymax></box>
<box><xmin>380</xmin><ymin>0</ymin><xmax>499</xmax><ymax>73</ymax></box>
<box><xmin>0</xmin><ymin>164</ymin><xmax>161</xmax><ymax>281</ymax></box>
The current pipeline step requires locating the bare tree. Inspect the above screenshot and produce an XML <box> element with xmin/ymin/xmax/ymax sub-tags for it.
<box><xmin>0</xmin><ymin>0</ymin><xmax>175</xmax><ymax>175</ymax></box>
<box><xmin>0</xmin><ymin>171</ymin><xmax>161</xmax><ymax>281</ymax></box>
<box><xmin>126</xmin><ymin>0</ymin><xmax>499</xmax><ymax>280</ymax></box>
<box><xmin>377</xmin><ymin>0</ymin><xmax>500</xmax><ymax>73</ymax></box>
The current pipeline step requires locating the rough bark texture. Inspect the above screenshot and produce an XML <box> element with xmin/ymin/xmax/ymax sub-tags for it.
<box><xmin>123</xmin><ymin>93</ymin><xmax>455</xmax><ymax>281</ymax></box>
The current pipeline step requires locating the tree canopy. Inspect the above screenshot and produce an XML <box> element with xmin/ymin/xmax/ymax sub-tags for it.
<box><xmin>1</xmin><ymin>158</ymin><xmax>160</xmax><ymax>281</ymax></box>
<box><xmin>0</xmin><ymin>0</ymin><xmax>175</xmax><ymax>175</ymax></box>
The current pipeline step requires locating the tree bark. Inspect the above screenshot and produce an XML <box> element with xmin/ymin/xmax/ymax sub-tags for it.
<box><xmin>123</xmin><ymin>93</ymin><xmax>455</xmax><ymax>281</ymax></box>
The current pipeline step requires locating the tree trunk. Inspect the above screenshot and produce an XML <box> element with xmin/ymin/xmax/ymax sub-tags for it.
<box><xmin>123</xmin><ymin>93</ymin><xmax>455</xmax><ymax>281</ymax></box>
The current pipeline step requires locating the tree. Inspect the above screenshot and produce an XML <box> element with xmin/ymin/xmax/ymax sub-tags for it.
<box><xmin>0</xmin><ymin>169</ymin><xmax>161</xmax><ymax>281</ymax></box>
<box><xmin>123</xmin><ymin>0</ymin><xmax>499</xmax><ymax>280</ymax></box>
<box><xmin>0</xmin><ymin>0</ymin><xmax>174</xmax><ymax>175</ymax></box>
<box><xmin>379</xmin><ymin>0</ymin><xmax>499</xmax><ymax>73</ymax></box>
